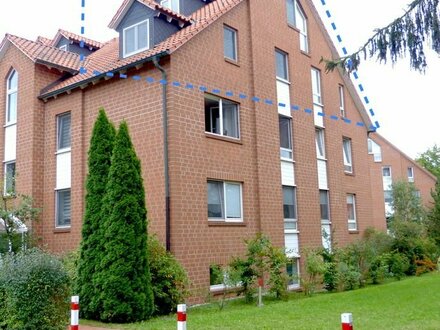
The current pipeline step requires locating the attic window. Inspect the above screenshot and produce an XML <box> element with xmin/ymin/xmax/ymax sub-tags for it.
<box><xmin>59</xmin><ymin>45</ymin><xmax>68</xmax><ymax>51</ymax></box>
<box><xmin>123</xmin><ymin>19</ymin><xmax>149</xmax><ymax>58</ymax></box>
<box><xmin>161</xmin><ymin>0</ymin><xmax>179</xmax><ymax>13</ymax></box>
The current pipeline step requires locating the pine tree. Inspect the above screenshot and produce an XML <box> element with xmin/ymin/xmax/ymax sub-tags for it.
<box><xmin>428</xmin><ymin>183</ymin><xmax>440</xmax><ymax>247</ymax></box>
<box><xmin>95</xmin><ymin>121</ymin><xmax>154</xmax><ymax>323</ymax></box>
<box><xmin>77</xmin><ymin>109</ymin><xmax>116</xmax><ymax>319</ymax></box>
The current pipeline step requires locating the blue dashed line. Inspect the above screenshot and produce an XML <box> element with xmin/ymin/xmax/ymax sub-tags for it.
<box><xmin>172</xmin><ymin>81</ymin><xmax>181</xmax><ymax>87</ymax></box>
<box><xmin>326</xmin><ymin>10</ymin><xmax>331</xmax><ymax>18</ymax></box>
<box><xmin>304</xmin><ymin>109</ymin><xmax>313</xmax><ymax>114</ymax></box>
<box><xmin>132</xmin><ymin>75</ymin><xmax>141</xmax><ymax>81</ymax></box>
<box><xmin>185</xmin><ymin>83</ymin><xmax>193</xmax><ymax>89</ymax></box>
<box><xmin>358</xmin><ymin>84</ymin><xmax>364</xmax><ymax>92</ymax></box>
<box><xmin>336</xmin><ymin>35</ymin><xmax>342</xmax><ymax>42</ymax></box>
<box><xmin>120</xmin><ymin>74</ymin><xmax>127</xmax><ymax>79</ymax></box>
<box><xmin>369</xmin><ymin>109</ymin><xmax>375</xmax><ymax>116</ymax></box>
<box><xmin>93</xmin><ymin>70</ymin><xmax>101</xmax><ymax>76</ymax></box>
<box><xmin>106</xmin><ymin>72</ymin><xmax>114</xmax><ymax>77</ymax></box>
<box><xmin>343</xmin><ymin>118</ymin><xmax>352</xmax><ymax>124</ymax></box>
<box><xmin>146</xmin><ymin>77</ymin><xmax>155</xmax><ymax>83</ymax></box>
<box><xmin>239</xmin><ymin>94</ymin><xmax>247</xmax><ymax>99</ymax></box>
<box><xmin>251</xmin><ymin>96</ymin><xmax>260</xmax><ymax>102</ymax></box>
<box><xmin>279</xmin><ymin>103</ymin><xmax>286</xmax><ymax>108</ymax></box>
<box><xmin>356</xmin><ymin>122</ymin><xmax>364</xmax><ymax>127</ymax></box>
<box><xmin>375</xmin><ymin>121</ymin><xmax>380</xmax><ymax>128</ymax></box>
<box><xmin>321</xmin><ymin>0</ymin><xmax>326</xmax><ymax>5</ymax></box>
<box><xmin>159</xmin><ymin>79</ymin><xmax>167</xmax><ymax>85</ymax></box>
<box><xmin>342</xmin><ymin>47</ymin><xmax>348</xmax><ymax>55</ymax></box>
<box><xmin>353</xmin><ymin>72</ymin><xmax>359</xmax><ymax>79</ymax></box>
<box><xmin>317</xmin><ymin>112</ymin><xmax>325</xmax><ymax>117</ymax></box>
<box><xmin>364</xmin><ymin>96</ymin><xmax>369</xmax><ymax>104</ymax></box>
<box><xmin>331</xmin><ymin>22</ymin><xmax>337</xmax><ymax>30</ymax></box>
<box><xmin>80</xmin><ymin>54</ymin><xmax>85</xmax><ymax>61</ymax></box>
<box><xmin>292</xmin><ymin>105</ymin><xmax>300</xmax><ymax>111</ymax></box>
<box><xmin>199</xmin><ymin>86</ymin><xmax>207</xmax><ymax>91</ymax></box>
<box><xmin>264</xmin><ymin>99</ymin><xmax>273</xmax><ymax>105</ymax></box>
<box><xmin>212</xmin><ymin>89</ymin><xmax>221</xmax><ymax>94</ymax></box>
<box><xmin>225</xmin><ymin>91</ymin><xmax>233</xmax><ymax>97</ymax></box>
<box><xmin>80</xmin><ymin>67</ymin><xmax>87</xmax><ymax>74</ymax></box>
<box><xmin>330</xmin><ymin>115</ymin><xmax>339</xmax><ymax>120</ymax></box>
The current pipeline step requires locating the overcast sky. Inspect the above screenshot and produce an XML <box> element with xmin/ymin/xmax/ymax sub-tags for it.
<box><xmin>0</xmin><ymin>0</ymin><xmax>438</xmax><ymax>158</ymax></box>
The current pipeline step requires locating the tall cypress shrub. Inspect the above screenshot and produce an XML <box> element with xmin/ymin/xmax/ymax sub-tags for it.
<box><xmin>95</xmin><ymin>121</ymin><xmax>154</xmax><ymax>323</ymax></box>
<box><xmin>77</xmin><ymin>109</ymin><xmax>115</xmax><ymax>319</ymax></box>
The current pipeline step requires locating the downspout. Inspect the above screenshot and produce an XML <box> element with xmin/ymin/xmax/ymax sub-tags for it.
<box><xmin>153</xmin><ymin>56</ymin><xmax>171</xmax><ymax>251</ymax></box>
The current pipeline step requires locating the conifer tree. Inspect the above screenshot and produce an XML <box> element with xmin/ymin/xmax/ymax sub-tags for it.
<box><xmin>77</xmin><ymin>109</ymin><xmax>116</xmax><ymax>319</ymax></box>
<box><xmin>95</xmin><ymin>121</ymin><xmax>154</xmax><ymax>323</ymax></box>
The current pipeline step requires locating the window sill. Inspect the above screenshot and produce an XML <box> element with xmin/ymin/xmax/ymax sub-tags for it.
<box><xmin>55</xmin><ymin>148</ymin><xmax>71</xmax><ymax>155</ymax></box>
<box><xmin>54</xmin><ymin>227</ymin><xmax>71</xmax><ymax>233</ymax></box>
<box><xmin>348</xmin><ymin>230</ymin><xmax>359</xmax><ymax>234</ymax></box>
<box><xmin>208</xmin><ymin>221</ymin><xmax>246</xmax><ymax>227</ymax></box>
<box><xmin>205</xmin><ymin>132</ymin><xmax>242</xmax><ymax>145</ymax></box>
<box><xmin>287</xmin><ymin>23</ymin><xmax>300</xmax><ymax>33</ymax></box>
<box><xmin>300</xmin><ymin>50</ymin><xmax>311</xmax><ymax>58</ymax></box>
<box><xmin>344</xmin><ymin>171</ymin><xmax>355</xmax><ymax>177</ymax></box>
<box><xmin>224</xmin><ymin>57</ymin><xmax>240</xmax><ymax>67</ymax></box>
<box><xmin>4</xmin><ymin>122</ymin><xmax>17</xmax><ymax>128</ymax></box>
<box><xmin>280</xmin><ymin>157</ymin><xmax>295</xmax><ymax>163</ymax></box>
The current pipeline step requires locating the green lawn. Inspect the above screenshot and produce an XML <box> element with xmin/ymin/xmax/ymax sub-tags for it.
<box><xmin>82</xmin><ymin>272</ymin><xmax>440</xmax><ymax>329</ymax></box>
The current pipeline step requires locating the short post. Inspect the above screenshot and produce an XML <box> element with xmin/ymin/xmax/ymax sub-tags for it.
<box><xmin>177</xmin><ymin>304</ymin><xmax>186</xmax><ymax>330</ymax></box>
<box><xmin>71</xmin><ymin>296</ymin><xmax>79</xmax><ymax>330</ymax></box>
<box><xmin>257</xmin><ymin>277</ymin><xmax>264</xmax><ymax>307</ymax></box>
<box><xmin>341</xmin><ymin>313</ymin><xmax>353</xmax><ymax>330</ymax></box>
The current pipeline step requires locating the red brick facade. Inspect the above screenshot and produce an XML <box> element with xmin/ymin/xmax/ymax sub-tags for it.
<box><xmin>0</xmin><ymin>0</ymin><xmax>436</xmax><ymax>301</ymax></box>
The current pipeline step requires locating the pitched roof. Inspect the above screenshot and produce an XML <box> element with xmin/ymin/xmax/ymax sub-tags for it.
<box><xmin>40</xmin><ymin>0</ymin><xmax>244</xmax><ymax>98</ymax></box>
<box><xmin>0</xmin><ymin>34</ymin><xmax>80</xmax><ymax>73</ymax></box>
<box><xmin>108</xmin><ymin>0</ymin><xmax>192</xmax><ymax>29</ymax></box>
<box><xmin>36</xmin><ymin>36</ymin><xmax>53</xmax><ymax>46</ymax></box>
<box><xmin>52</xmin><ymin>29</ymin><xmax>104</xmax><ymax>49</ymax></box>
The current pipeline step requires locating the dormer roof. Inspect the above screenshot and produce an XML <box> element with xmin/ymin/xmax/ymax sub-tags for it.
<box><xmin>51</xmin><ymin>29</ymin><xmax>104</xmax><ymax>50</ymax></box>
<box><xmin>109</xmin><ymin>0</ymin><xmax>192</xmax><ymax>30</ymax></box>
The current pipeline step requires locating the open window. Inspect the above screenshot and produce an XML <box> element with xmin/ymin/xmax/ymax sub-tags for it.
<box><xmin>205</xmin><ymin>95</ymin><xmax>240</xmax><ymax>139</ymax></box>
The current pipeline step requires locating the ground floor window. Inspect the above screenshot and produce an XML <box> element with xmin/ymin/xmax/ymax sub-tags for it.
<box><xmin>56</xmin><ymin>189</ymin><xmax>71</xmax><ymax>227</ymax></box>
<box><xmin>287</xmin><ymin>258</ymin><xmax>300</xmax><ymax>288</ymax></box>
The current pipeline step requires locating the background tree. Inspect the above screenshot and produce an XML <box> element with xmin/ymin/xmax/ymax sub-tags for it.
<box><xmin>94</xmin><ymin>121</ymin><xmax>154</xmax><ymax>323</ymax></box>
<box><xmin>416</xmin><ymin>144</ymin><xmax>440</xmax><ymax>180</ymax></box>
<box><xmin>322</xmin><ymin>0</ymin><xmax>440</xmax><ymax>73</ymax></box>
<box><xmin>77</xmin><ymin>109</ymin><xmax>115</xmax><ymax>319</ymax></box>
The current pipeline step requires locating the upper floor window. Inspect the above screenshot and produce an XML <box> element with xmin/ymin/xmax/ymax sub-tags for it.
<box><xmin>407</xmin><ymin>167</ymin><xmax>414</xmax><ymax>182</ymax></box>
<box><xmin>4</xmin><ymin>161</ymin><xmax>16</xmax><ymax>195</ymax></box>
<box><xmin>347</xmin><ymin>194</ymin><xmax>357</xmax><ymax>231</ymax></box>
<box><xmin>6</xmin><ymin>70</ymin><xmax>18</xmax><ymax>125</ymax></box>
<box><xmin>286</xmin><ymin>0</ymin><xmax>308</xmax><ymax>52</ymax></box>
<box><xmin>339</xmin><ymin>85</ymin><xmax>345</xmax><ymax>117</ymax></box>
<box><xmin>319</xmin><ymin>190</ymin><xmax>330</xmax><ymax>222</ymax></box>
<box><xmin>367</xmin><ymin>138</ymin><xmax>382</xmax><ymax>162</ymax></box>
<box><xmin>161</xmin><ymin>0</ymin><xmax>179</xmax><ymax>13</ymax></box>
<box><xmin>283</xmin><ymin>186</ymin><xmax>297</xmax><ymax>231</ymax></box>
<box><xmin>224</xmin><ymin>26</ymin><xmax>237</xmax><ymax>61</ymax></box>
<box><xmin>56</xmin><ymin>188</ymin><xmax>71</xmax><ymax>227</ymax></box>
<box><xmin>207</xmin><ymin>180</ymin><xmax>242</xmax><ymax>222</ymax></box>
<box><xmin>123</xmin><ymin>19</ymin><xmax>149</xmax><ymax>58</ymax></box>
<box><xmin>342</xmin><ymin>137</ymin><xmax>353</xmax><ymax>173</ymax></box>
<box><xmin>275</xmin><ymin>49</ymin><xmax>289</xmax><ymax>81</ymax></box>
<box><xmin>311</xmin><ymin>68</ymin><xmax>322</xmax><ymax>105</ymax></box>
<box><xmin>315</xmin><ymin>128</ymin><xmax>325</xmax><ymax>159</ymax></box>
<box><xmin>382</xmin><ymin>166</ymin><xmax>391</xmax><ymax>177</ymax></box>
<box><xmin>205</xmin><ymin>94</ymin><xmax>239</xmax><ymax>139</ymax></box>
<box><xmin>279</xmin><ymin>116</ymin><xmax>293</xmax><ymax>160</ymax></box>
<box><xmin>57</xmin><ymin>112</ymin><xmax>71</xmax><ymax>151</ymax></box>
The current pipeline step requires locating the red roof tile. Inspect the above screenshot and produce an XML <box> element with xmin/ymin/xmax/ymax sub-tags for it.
<box><xmin>36</xmin><ymin>36</ymin><xmax>53</xmax><ymax>46</ymax></box>
<box><xmin>52</xmin><ymin>29</ymin><xmax>104</xmax><ymax>49</ymax></box>
<box><xmin>41</xmin><ymin>0</ymin><xmax>244</xmax><ymax>98</ymax></box>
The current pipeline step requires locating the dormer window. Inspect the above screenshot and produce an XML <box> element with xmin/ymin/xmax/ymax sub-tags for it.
<box><xmin>161</xmin><ymin>0</ymin><xmax>179</xmax><ymax>13</ymax></box>
<box><xmin>123</xmin><ymin>19</ymin><xmax>149</xmax><ymax>58</ymax></box>
<box><xmin>59</xmin><ymin>44</ymin><xmax>68</xmax><ymax>51</ymax></box>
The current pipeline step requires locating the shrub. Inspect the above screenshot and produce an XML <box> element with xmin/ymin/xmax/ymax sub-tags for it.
<box><xmin>415</xmin><ymin>258</ymin><xmax>437</xmax><ymax>276</ymax></box>
<box><xmin>61</xmin><ymin>248</ymin><xmax>80</xmax><ymax>295</ymax></box>
<box><xmin>148</xmin><ymin>235</ymin><xmax>188</xmax><ymax>315</ymax></box>
<box><xmin>302</xmin><ymin>249</ymin><xmax>326</xmax><ymax>296</ymax></box>
<box><xmin>0</xmin><ymin>249</ymin><xmax>70</xmax><ymax>330</ymax></box>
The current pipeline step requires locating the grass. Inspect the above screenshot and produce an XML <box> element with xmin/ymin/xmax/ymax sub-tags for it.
<box><xmin>82</xmin><ymin>272</ymin><xmax>440</xmax><ymax>329</ymax></box>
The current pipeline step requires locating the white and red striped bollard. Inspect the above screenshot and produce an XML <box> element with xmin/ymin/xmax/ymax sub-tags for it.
<box><xmin>341</xmin><ymin>313</ymin><xmax>353</xmax><ymax>330</ymax></box>
<box><xmin>177</xmin><ymin>304</ymin><xmax>186</xmax><ymax>330</ymax></box>
<box><xmin>71</xmin><ymin>296</ymin><xmax>79</xmax><ymax>330</ymax></box>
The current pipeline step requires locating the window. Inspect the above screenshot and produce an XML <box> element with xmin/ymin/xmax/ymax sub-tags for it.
<box><xmin>384</xmin><ymin>190</ymin><xmax>393</xmax><ymax>204</ymax></box>
<box><xmin>279</xmin><ymin>116</ymin><xmax>293</xmax><ymax>160</ymax></box>
<box><xmin>315</xmin><ymin>128</ymin><xmax>325</xmax><ymax>159</ymax></box>
<box><xmin>407</xmin><ymin>167</ymin><xmax>414</xmax><ymax>182</ymax></box>
<box><xmin>275</xmin><ymin>49</ymin><xmax>289</xmax><ymax>81</ymax></box>
<box><xmin>6</xmin><ymin>70</ymin><xmax>18</xmax><ymax>125</ymax></box>
<box><xmin>224</xmin><ymin>26</ymin><xmax>237</xmax><ymax>61</ymax></box>
<box><xmin>367</xmin><ymin>138</ymin><xmax>382</xmax><ymax>162</ymax></box>
<box><xmin>57</xmin><ymin>113</ymin><xmax>71</xmax><ymax>151</ymax></box>
<box><xmin>286</xmin><ymin>258</ymin><xmax>300</xmax><ymax>287</ymax></box>
<box><xmin>59</xmin><ymin>44</ymin><xmax>68</xmax><ymax>51</ymax></box>
<box><xmin>161</xmin><ymin>0</ymin><xmax>179</xmax><ymax>12</ymax></box>
<box><xmin>123</xmin><ymin>19</ymin><xmax>149</xmax><ymax>57</ymax></box>
<box><xmin>339</xmin><ymin>85</ymin><xmax>345</xmax><ymax>117</ymax></box>
<box><xmin>207</xmin><ymin>180</ymin><xmax>242</xmax><ymax>221</ymax></box>
<box><xmin>319</xmin><ymin>190</ymin><xmax>329</xmax><ymax>222</ymax></box>
<box><xmin>347</xmin><ymin>194</ymin><xmax>357</xmax><ymax>231</ymax></box>
<box><xmin>205</xmin><ymin>95</ymin><xmax>239</xmax><ymax>139</ymax></box>
<box><xmin>4</xmin><ymin>161</ymin><xmax>16</xmax><ymax>195</ymax></box>
<box><xmin>382</xmin><ymin>166</ymin><xmax>391</xmax><ymax>177</ymax></box>
<box><xmin>56</xmin><ymin>189</ymin><xmax>71</xmax><ymax>227</ymax></box>
<box><xmin>342</xmin><ymin>138</ymin><xmax>353</xmax><ymax>173</ymax></box>
<box><xmin>283</xmin><ymin>186</ymin><xmax>297</xmax><ymax>231</ymax></box>
<box><xmin>311</xmin><ymin>68</ymin><xmax>322</xmax><ymax>104</ymax></box>
<box><xmin>286</xmin><ymin>0</ymin><xmax>308</xmax><ymax>52</ymax></box>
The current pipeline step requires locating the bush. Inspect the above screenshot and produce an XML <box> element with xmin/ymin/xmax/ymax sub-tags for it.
<box><xmin>0</xmin><ymin>249</ymin><xmax>70</xmax><ymax>329</ymax></box>
<box><xmin>61</xmin><ymin>248</ymin><xmax>80</xmax><ymax>295</ymax></box>
<box><xmin>148</xmin><ymin>235</ymin><xmax>188</xmax><ymax>315</ymax></box>
<box><xmin>302</xmin><ymin>249</ymin><xmax>326</xmax><ymax>296</ymax></box>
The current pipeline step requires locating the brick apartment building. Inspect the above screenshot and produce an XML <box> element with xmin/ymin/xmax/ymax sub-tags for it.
<box><xmin>0</xmin><ymin>0</ymin><xmax>436</xmax><ymax>298</ymax></box>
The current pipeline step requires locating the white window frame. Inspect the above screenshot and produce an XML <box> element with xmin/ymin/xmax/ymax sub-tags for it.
<box><xmin>207</xmin><ymin>180</ymin><xmax>243</xmax><ymax>222</ymax></box>
<box><xmin>55</xmin><ymin>188</ymin><xmax>71</xmax><ymax>228</ymax></box>
<box><xmin>287</xmin><ymin>258</ymin><xmax>300</xmax><ymax>289</ymax></box>
<box><xmin>59</xmin><ymin>44</ymin><xmax>68</xmax><ymax>51</ymax></box>
<box><xmin>205</xmin><ymin>94</ymin><xmax>240</xmax><ymax>139</ymax></box>
<box><xmin>122</xmin><ymin>19</ymin><xmax>150</xmax><ymax>58</ymax></box>
<box><xmin>279</xmin><ymin>116</ymin><xmax>293</xmax><ymax>160</ymax></box>
<box><xmin>339</xmin><ymin>85</ymin><xmax>345</xmax><ymax>117</ymax></box>
<box><xmin>382</xmin><ymin>166</ymin><xmax>391</xmax><ymax>177</ymax></box>
<box><xmin>6</xmin><ymin>70</ymin><xmax>18</xmax><ymax>125</ymax></box>
<box><xmin>407</xmin><ymin>167</ymin><xmax>414</xmax><ymax>183</ymax></box>
<box><xmin>343</xmin><ymin>138</ymin><xmax>353</xmax><ymax>173</ymax></box>
<box><xmin>3</xmin><ymin>161</ymin><xmax>16</xmax><ymax>195</ymax></box>
<box><xmin>57</xmin><ymin>112</ymin><xmax>71</xmax><ymax>153</ymax></box>
<box><xmin>224</xmin><ymin>25</ymin><xmax>238</xmax><ymax>61</ymax></box>
<box><xmin>286</xmin><ymin>0</ymin><xmax>309</xmax><ymax>52</ymax></box>
<box><xmin>283</xmin><ymin>186</ymin><xmax>298</xmax><ymax>233</ymax></box>
<box><xmin>160</xmin><ymin>0</ymin><xmax>179</xmax><ymax>13</ymax></box>
<box><xmin>347</xmin><ymin>194</ymin><xmax>357</xmax><ymax>231</ymax></box>
<box><xmin>275</xmin><ymin>49</ymin><xmax>289</xmax><ymax>83</ymax></box>
<box><xmin>311</xmin><ymin>68</ymin><xmax>322</xmax><ymax>105</ymax></box>
<box><xmin>315</xmin><ymin>128</ymin><xmax>325</xmax><ymax>159</ymax></box>
<box><xmin>319</xmin><ymin>189</ymin><xmax>330</xmax><ymax>224</ymax></box>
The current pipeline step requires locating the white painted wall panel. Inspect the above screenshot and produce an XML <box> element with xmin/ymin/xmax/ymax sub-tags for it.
<box><xmin>314</xmin><ymin>104</ymin><xmax>324</xmax><ymax>127</ymax></box>
<box><xmin>4</xmin><ymin>124</ymin><xmax>16</xmax><ymax>162</ymax></box>
<box><xmin>285</xmin><ymin>233</ymin><xmax>299</xmax><ymax>257</ymax></box>
<box><xmin>56</xmin><ymin>152</ymin><xmax>71</xmax><ymax>189</ymax></box>
<box><xmin>281</xmin><ymin>161</ymin><xmax>295</xmax><ymax>186</ymax></box>
<box><xmin>277</xmin><ymin>80</ymin><xmax>291</xmax><ymax>117</ymax></box>
<box><xmin>317</xmin><ymin>159</ymin><xmax>328</xmax><ymax>189</ymax></box>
